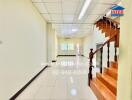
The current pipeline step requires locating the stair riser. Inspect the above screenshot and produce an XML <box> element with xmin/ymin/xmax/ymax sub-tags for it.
<box><xmin>111</xmin><ymin>62</ymin><xmax>118</xmax><ymax>68</ymax></box>
<box><xmin>104</xmin><ymin>68</ymin><xmax>117</xmax><ymax>80</ymax></box>
<box><xmin>90</xmin><ymin>79</ymin><xmax>116</xmax><ymax>100</ymax></box>
<box><xmin>90</xmin><ymin>82</ymin><xmax>106</xmax><ymax>100</ymax></box>
<box><xmin>96</xmin><ymin>21</ymin><xmax>120</xmax><ymax>47</ymax></box>
<box><xmin>97</xmin><ymin>73</ymin><xmax>117</xmax><ymax>95</ymax></box>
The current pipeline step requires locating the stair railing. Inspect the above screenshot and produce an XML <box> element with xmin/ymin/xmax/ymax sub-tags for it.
<box><xmin>88</xmin><ymin>18</ymin><xmax>119</xmax><ymax>86</ymax></box>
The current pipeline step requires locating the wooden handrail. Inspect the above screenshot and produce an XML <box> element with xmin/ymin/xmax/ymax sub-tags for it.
<box><xmin>92</xmin><ymin>33</ymin><xmax>117</xmax><ymax>55</ymax></box>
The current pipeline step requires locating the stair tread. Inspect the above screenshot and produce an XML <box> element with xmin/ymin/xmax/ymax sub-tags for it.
<box><xmin>98</xmin><ymin>73</ymin><xmax>117</xmax><ymax>88</ymax></box>
<box><xmin>105</xmin><ymin>67</ymin><xmax>117</xmax><ymax>73</ymax></box>
<box><xmin>96</xmin><ymin>19</ymin><xmax>120</xmax><ymax>47</ymax></box>
<box><xmin>104</xmin><ymin>67</ymin><xmax>118</xmax><ymax>80</ymax></box>
<box><xmin>111</xmin><ymin>62</ymin><xmax>118</xmax><ymax>68</ymax></box>
<box><xmin>91</xmin><ymin>79</ymin><xmax>116</xmax><ymax>100</ymax></box>
<box><xmin>109</xmin><ymin>67</ymin><xmax>118</xmax><ymax>73</ymax></box>
<box><xmin>111</xmin><ymin>61</ymin><xmax>118</xmax><ymax>64</ymax></box>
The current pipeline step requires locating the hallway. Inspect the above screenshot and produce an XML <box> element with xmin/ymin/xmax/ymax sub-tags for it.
<box><xmin>16</xmin><ymin>56</ymin><xmax>97</xmax><ymax>100</ymax></box>
<box><xmin>1</xmin><ymin>0</ymin><xmax>132</xmax><ymax>100</ymax></box>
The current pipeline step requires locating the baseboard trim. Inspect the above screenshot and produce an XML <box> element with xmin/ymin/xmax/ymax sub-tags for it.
<box><xmin>52</xmin><ymin>60</ymin><xmax>57</xmax><ymax>62</ymax></box>
<box><xmin>9</xmin><ymin>65</ymin><xmax>49</xmax><ymax>100</ymax></box>
<box><xmin>57</xmin><ymin>55</ymin><xmax>76</xmax><ymax>56</ymax></box>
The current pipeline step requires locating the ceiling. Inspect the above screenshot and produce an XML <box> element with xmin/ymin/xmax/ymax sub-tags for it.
<box><xmin>31</xmin><ymin>0</ymin><xmax>121</xmax><ymax>38</ymax></box>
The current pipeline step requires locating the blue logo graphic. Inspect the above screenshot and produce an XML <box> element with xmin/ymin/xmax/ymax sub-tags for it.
<box><xmin>111</xmin><ymin>5</ymin><xmax>125</xmax><ymax>17</ymax></box>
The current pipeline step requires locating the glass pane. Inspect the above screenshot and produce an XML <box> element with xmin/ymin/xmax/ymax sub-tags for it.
<box><xmin>68</xmin><ymin>43</ymin><xmax>74</xmax><ymax>50</ymax></box>
<box><xmin>61</xmin><ymin>43</ymin><xmax>67</xmax><ymax>50</ymax></box>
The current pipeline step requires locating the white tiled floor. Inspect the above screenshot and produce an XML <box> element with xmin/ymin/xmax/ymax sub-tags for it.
<box><xmin>16</xmin><ymin>56</ymin><xmax>97</xmax><ymax>100</ymax></box>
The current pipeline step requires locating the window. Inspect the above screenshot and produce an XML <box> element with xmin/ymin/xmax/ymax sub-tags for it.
<box><xmin>60</xmin><ymin>43</ymin><xmax>74</xmax><ymax>50</ymax></box>
<box><xmin>61</xmin><ymin>43</ymin><xmax>67</xmax><ymax>50</ymax></box>
<box><xmin>68</xmin><ymin>43</ymin><xmax>74</xmax><ymax>50</ymax></box>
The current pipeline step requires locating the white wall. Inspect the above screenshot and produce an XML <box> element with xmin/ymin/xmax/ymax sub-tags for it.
<box><xmin>83</xmin><ymin>34</ymin><xmax>93</xmax><ymax>58</ymax></box>
<box><xmin>0</xmin><ymin>0</ymin><xmax>48</xmax><ymax>99</ymax></box>
<box><xmin>55</xmin><ymin>31</ymin><xmax>58</xmax><ymax>58</ymax></box>
<box><xmin>47</xmin><ymin>24</ymin><xmax>58</xmax><ymax>62</ymax></box>
<box><xmin>58</xmin><ymin>38</ymin><xmax>83</xmax><ymax>56</ymax></box>
<box><xmin>117</xmin><ymin>1</ymin><xmax>132</xmax><ymax>100</ymax></box>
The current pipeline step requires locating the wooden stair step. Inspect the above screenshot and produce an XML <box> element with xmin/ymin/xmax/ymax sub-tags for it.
<box><xmin>96</xmin><ymin>21</ymin><xmax>119</xmax><ymax>43</ymax></box>
<box><xmin>111</xmin><ymin>62</ymin><xmax>118</xmax><ymax>69</ymax></box>
<box><xmin>96</xmin><ymin>73</ymin><xmax>117</xmax><ymax>95</ymax></box>
<box><xmin>104</xmin><ymin>67</ymin><xmax>118</xmax><ymax>80</ymax></box>
<box><xmin>90</xmin><ymin>78</ymin><xmax>116</xmax><ymax>100</ymax></box>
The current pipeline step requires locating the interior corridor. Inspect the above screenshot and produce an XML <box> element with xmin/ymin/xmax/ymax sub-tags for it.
<box><xmin>1</xmin><ymin>0</ymin><xmax>132</xmax><ymax>100</ymax></box>
<box><xmin>16</xmin><ymin>56</ymin><xmax>97</xmax><ymax>100</ymax></box>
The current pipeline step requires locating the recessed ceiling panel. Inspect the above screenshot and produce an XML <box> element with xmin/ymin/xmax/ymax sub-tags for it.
<box><xmin>42</xmin><ymin>0</ymin><xmax>61</xmax><ymax>2</ymax></box>
<box><xmin>63</xmin><ymin>14</ymin><xmax>74</xmax><ymax>22</ymax></box>
<box><xmin>51</xmin><ymin>14</ymin><xmax>62</xmax><ymax>21</ymax></box>
<box><xmin>45</xmin><ymin>3</ymin><xmax>61</xmax><ymax>14</ymax></box>
<box><xmin>33</xmin><ymin>3</ymin><xmax>48</xmax><ymax>13</ymax></box>
<box><xmin>42</xmin><ymin>14</ymin><xmax>51</xmax><ymax>21</ymax></box>
<box><xmin>32</xmin><ymin>0</ymin><xmax>42</xmax><ymax>2</ymax></box>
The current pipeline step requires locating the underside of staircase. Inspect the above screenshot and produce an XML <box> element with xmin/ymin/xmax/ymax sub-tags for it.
<box><xmin>88</xmin><ymin>17</ymin><xmax>119</xmax><ymax>100</ymax></box>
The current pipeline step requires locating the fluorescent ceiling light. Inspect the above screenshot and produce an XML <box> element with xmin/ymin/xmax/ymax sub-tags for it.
<box><xmin>72</xmin><ymin>29</ymin><xmax>78</xmax><ymax>32</ymax></box>
<box><xmin>71</xmin><ymin>88</ymin><xmax>77</xmax><ymax>96</ymax></box>
<box><xmin>78</xmin><ymin>0</ymin><xmax>92</xmax><ymax>20</ymax></box>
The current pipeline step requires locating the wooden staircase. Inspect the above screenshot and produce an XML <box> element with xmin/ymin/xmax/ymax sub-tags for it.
<box><xmin>96</xmin><ymin>17</ymin><xmax>120</xmax><ymax>47</ymax></box>
<box><xmin>90</xmin><ymin>62</ymin><xmax>118</xmax><ymax>100</ymax></box>
<box><xmin>88</xmin><ymin>17</ymin><xmax>120</xmax><ymax>100</ymax></box>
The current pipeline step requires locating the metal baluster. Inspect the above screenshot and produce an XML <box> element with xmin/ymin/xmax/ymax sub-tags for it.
<box><xmin>110</xmin><ymin>20</ymin><xmax>111</xmax><ymax>30</ymax></box>
<box><xmin>107</xmin><ymin>42</ymin><xmax>110</xmax><ymax>67</ymax></box>
<box><xmin>114</xmin><ymin>35</ymin><xmax>118</xmax><ymax>62</ymax></box>
<box><xmin>100</xmin><ymin>48</ymin><xmax>103</xmax><ymax>73</ymax></box>
<box><xmin>106</xmin><ymin>19</ymin><xmax>107</xmax><ymax>29</ymax></box>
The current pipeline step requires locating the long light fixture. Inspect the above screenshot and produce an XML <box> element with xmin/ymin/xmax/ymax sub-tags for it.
<box><xmin>78</xmin><ymin>0</ymin><xmax>92</xmax><ymax>20</ymax></box>
<box><xmin>72</xmin><ymin>29</ymin><xmax>78</xmax><ymax>32</ymax></box>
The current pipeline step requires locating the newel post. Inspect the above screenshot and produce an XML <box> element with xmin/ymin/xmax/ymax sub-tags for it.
<box><xmin>88</xmin><ymin>49</ymin><xmax>94</xmax><ymax>86</ymax></box>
